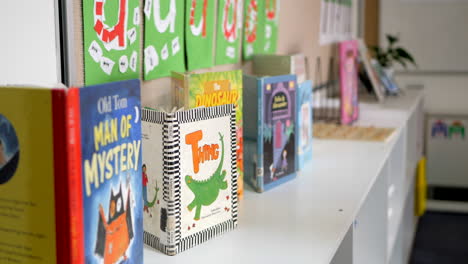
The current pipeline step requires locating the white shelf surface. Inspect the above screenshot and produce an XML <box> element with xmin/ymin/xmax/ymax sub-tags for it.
<box><xmin>144</xmin><ymin>90</ymin><xmax>423</xmax><ymax>264</ymax></box>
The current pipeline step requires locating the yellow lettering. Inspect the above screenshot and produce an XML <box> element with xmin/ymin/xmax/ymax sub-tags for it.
<box><xmin>84</xmin><ymin>154</ymin><xmax>99</xmax><ymax>197</ymax></box>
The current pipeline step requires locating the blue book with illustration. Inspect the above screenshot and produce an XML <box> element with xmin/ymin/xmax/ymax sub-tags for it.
<box><xmin>70</xmin><ymin>79</ymin><xmax>143</xmax><ymax>264</ymax></box>
<box><xmin>244</xmin><ymin>74</ymin><xmax>297</xmax><ymax>192</ymax></box>
<box><xmin>0</xmin><ymin>80</ymin><xmax>142</xmax><ymax>264</ymax></box>
<box><xmin>296</xmin><ymin>80</ymin><xmax>313</xmax><ymax>170</ymax></box>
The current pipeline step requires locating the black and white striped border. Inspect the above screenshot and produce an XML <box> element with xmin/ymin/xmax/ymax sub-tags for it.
<box><xmin>142</xmin><ymin>108</ymin><xmax>166</xmax><ymax>124</ymax></box>
<box><xmin>163</xmin><ymin>112</ymin><xmax>182</xmax><ymax>256</ymax></box>
<box><xmin>173</xmin><ymin>104</ymin><xmax>239</xmax><ymax>255</ymax></box>
<box><xmin>176</xmin><ymin>104</ymin><xmax>235</xmax><ymax>124</ymax></box>
<box><xmin>142</xmin><ymin>105</ymin><xmax>239</xmax><ymax>255</ymax></box>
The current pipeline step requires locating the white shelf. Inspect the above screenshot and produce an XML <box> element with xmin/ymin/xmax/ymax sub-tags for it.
<box><xmin>144</xmin><ymin>89</ymin><xmax>424</xmax><ymax>264</ymax></box>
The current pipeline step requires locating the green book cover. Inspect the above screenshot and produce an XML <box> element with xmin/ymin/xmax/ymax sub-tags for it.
<box><xmin>215</xmin><ymin>0</ymin><xmax>243</xmax><ymax>66</ymax></box>
<box><xmin>185</xmin><ymin>0</ymin><xmax>216</xmax><ymax>70</ymax></box>
<box><xmin>172</xmin><ymin>70</ymin><xmax>245</xmax><ymax>197</ymax></box>
<box><xmin>83</xmin><ymin>0</ymin><xmax>141</xmax><ymax>85</ymax></box>
<box><xmin>144</xmin><ymin>0</ymin><xmax>186</xmax><ymax>80</ymax></box>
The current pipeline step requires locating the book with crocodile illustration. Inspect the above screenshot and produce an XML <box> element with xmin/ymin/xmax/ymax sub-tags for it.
<box><xmin>142</xmin><ymin>104</ymin><xmax>238</xmax><ymax>255</ymax></box>
<box><xmin>172</xmin><ymin>70</ymin><xmax>244</xmax><ymax>198</ymax></box>
<box><xmin>243</xmin><ymin>74</ymin><xmax>297</xmax><ymax>192</ymax></box>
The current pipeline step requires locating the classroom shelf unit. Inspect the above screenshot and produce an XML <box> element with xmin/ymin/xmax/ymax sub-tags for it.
<box><xmin>143</xmin><ymin>89</ymin><xmax>424</xmax><ymax>263</ymax></box>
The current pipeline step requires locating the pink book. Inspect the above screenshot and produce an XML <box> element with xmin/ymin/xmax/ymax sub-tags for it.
<box><xmin>339</xmin><ymin>40</ymin><xmax>359</xmax><ymax>125</ymax></box>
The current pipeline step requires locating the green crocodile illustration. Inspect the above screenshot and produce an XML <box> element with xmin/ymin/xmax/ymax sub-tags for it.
<box><xmin>147</xmin><ymin>182</ymin><xmax>159</xmax><ymax>208</ymax></box>
<box><xmin>186</xmin><ymin>133</ymin><xmax>228</xmax><ymax>221</ymax></box>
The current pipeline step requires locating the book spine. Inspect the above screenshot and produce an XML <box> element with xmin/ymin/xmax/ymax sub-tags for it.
<box><xmin>51</xmin><ymin>89</ymin><xmax>70</xmax><ymax>263</ymax></box>
<box><xmin>257</xmin><ymin>79</ymin><xmax>264</xmax><ymax>192</ymax></box>
<box><xmin>163</xmin><ymin>113</ymin><xmax>181</xmax><ymax>255</ymax></box>
<box><xmin>66</xmin><ymin>88</ymin><xmax>85</xmax><ymax>263</ymax></box>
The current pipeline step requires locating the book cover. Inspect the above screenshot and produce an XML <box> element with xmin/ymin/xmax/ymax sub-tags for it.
<box><xmin>339</xmin><ymin>40</ymin><xmax>359</xmax><ymax>125</ymax></box>
<box><xmin>296</xmin><ymin>80</ymin><xmax>313</xmax><ymax>170</ymax></box>
<box><xmin>0</xmin><ymin>79</ymin><xmax>142</xmax><ymax>264</ymax></box>
<box><xmin>142</xmin><ymin>105</ymin><xmax>238</xmax><ymax>255</ymax></box>
<box><xmin>357</xmin><ymin>39</ymin><xmax>385</xmax><ymax>102</ymax></box>
<box><xmin>76</xmin><ymin>80</ymin><xmax>143</xmax><ymax>264</ymax></box>
<box><xmin>172</xmin><ymin>70</ymin><xmax>244</xmax><ymax>197</ymax></box>
<box><xmin>0</xmin><ymin>87</ymin><xmax>68</xmax><ymax>264</ymax></box>
<box><xmin>243</xmin><ymin>74</ymin><xmax>297</xmax><ymax>192</ymax></box>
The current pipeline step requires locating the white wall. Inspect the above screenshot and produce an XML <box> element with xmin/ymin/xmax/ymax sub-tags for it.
<box><xmin>0</xmin><ymin>0</ymin><xmax>61</xmax><ymax>86</ymax></box>
<box><xmin>380</xmin><ymin>0</ymin><xmax>468</xmax><ymax>115</ymax></box>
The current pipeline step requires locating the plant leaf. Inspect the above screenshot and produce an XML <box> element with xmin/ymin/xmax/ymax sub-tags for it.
<box><xmin>395</xmin><ymin>47</ymin><xmax>416</xmax><ymax>66</ymax></box>
<box><xmin>387</xmin><ymin>34</ymin><xmax>398</xmax><ymax>46</ymax></box>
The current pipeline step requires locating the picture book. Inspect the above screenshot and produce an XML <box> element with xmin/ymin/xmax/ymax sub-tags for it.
<box><xmin>339</xmin><ymin>40</ymin><xmax>359</xmax><ymax>125</ymax></box>
<box><xmin>253</xmin><ymin>54</ymin><xmax>309</xmax><ymax>84</ymax></box>
<box><xmin>357</xmin><ymin>39</ymin><xmax>385</xmax><ymax>102</ymax></box>
<box><xmin>0</xmin><ymin>79</ymin><xmax>143</xmax><ymax>264</ymax></box>
<box><xmin>371</xmin><ymin>59</ymin><xmax>401</xmax><ymax>96</ymax></box>
<box><xmin>172</xmin><ymin>70</ymin><xmax>244</xmax><ymax>197</ymax></box>
<box><xmin>243</xmin><ymin>74</ymin><xmax>297</xmax><ymax>192</ymax></box>
<box><xmin>296</xmin><ymin>80</ymin><xmax>313</xmax><ymax>170</ymax></box>
<box><xmin>142</xmin><ymin>104</ymin><xmax>238</xmax><ymax>255</ymax></box>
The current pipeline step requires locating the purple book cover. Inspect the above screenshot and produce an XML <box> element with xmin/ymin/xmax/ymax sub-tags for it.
<box><xmin>262</xmin><ymin>75</ymin><xmax>297</xmax><ymax>187</ymax></box>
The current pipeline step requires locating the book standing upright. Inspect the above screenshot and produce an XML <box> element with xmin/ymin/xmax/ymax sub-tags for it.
<box><xmin>0</xmin><ymin>80</ymin><xmax>143</xmax><ymax>264</ymax></box>
<box><xmin>172</xmin><ymin>70</ymin><xmax>244</xmax><ymax>197</ymax></box>
<box><xmin>142</xmin><ymin>104</ymin><xmax>238</xmax><ymax>255</ymax></box>
<box><xmin>244</xmin><ymin>74</ymin><xmax>297</xmax><ymax>192</ymax></box>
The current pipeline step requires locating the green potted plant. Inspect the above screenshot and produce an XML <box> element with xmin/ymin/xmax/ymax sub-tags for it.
<box><xmin>371</xmin><ymin>34</ymin><xmax>417</xmax><ymax>77</ymax></box>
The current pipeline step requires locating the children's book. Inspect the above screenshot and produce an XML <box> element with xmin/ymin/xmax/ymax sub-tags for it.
<box><xmin>357</xmin><ymin>39</ymin><xmax>385</xmax><ymax>102</ymax></box>
<box><xmin>172</xmin><ymin>70</ymin><xmax>244</xmax><ymax>197</ymax></box>
<box><xmin>371</xmin><ymin>59</ymin><xmax>401</xmax><ymax>96</ymax></box>
<box><xmin>243</xmin><ymin>74</ymin><xmax>297</xmax><ymax>192</ymax></box>
<box><xmin>296</xmin><ymin>80</ymin><xmax>313</xmax><ymax>170</ymax></box>
<box><xmin>0</xmin><ymin>80</ymin><xmax>143</xmax><ymax>264</ymax></box>
<box><xmin>252</xmin><ymin>54</ymin><xmax>309</xmax><ymax>84</ymax></box>
<box><xmin>142</xmin><ymin>104</ymin><xmax>238</xmax><ymax>255</ymax></box>
<box><xmin>339</xmin><ymin>40</ymin><xmax>359</xmax><ymax>125</ymax></box>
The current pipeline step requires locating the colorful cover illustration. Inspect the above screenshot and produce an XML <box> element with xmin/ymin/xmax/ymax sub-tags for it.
<box><xmin>142</xmin><ymin>105</ymin><xmax>238</xmax><ymax>255</ymax></box>
<box><xmin>357</xmin><ymin>39</ymin><xmax>385</xmax><ymax>102</ymax></box>
<box><xmin>185</xmin><ymin>0</ymin><xmax>216</xmax><ymax>70</ymax></box>
<box><xmin>259</xmin><ymin>0</ymin><xmax>280</xmax><ymax>54</ymax></box>
<box><xmin>243</xmin><ymin>74</ymin><xmax>297</xmax><ymax>192</ymax></box>
<box><xmin>83</xmin><ymin>0</ymin><xmax>141</xmax><ymax>85</ymax></box>
<box><xmin>78</xmin><ymin>80</ymin><xmax>143</xmax><ymax>264</ymax></box>
<box><xmin>296</xmin><ymin>80</ymin><xmax>313</xmax><ymax>170</ymax></box>
<box><xmin>172</xmin><ymin>70</ymin><xmax>244</xmax><ymax>197</ymax></box>
<box><xmin>0</xmin><ymin>80</ymin><xmax>142</xmax><ymax>264</ymax></box>
<box><xmin>215</xmin><ymin>0</ymin><xmax>244</xmax><ymax>65</ymax></box>
<box><xmin>242</xmin><ymin>0</ymin><xmax>265</xmax><ymax>60</ymax></box>
<box><xmin>339</xmin><ymin>40</ymin><xmax>359</xmax><ymax>125</ymax></box>
<box><xmin>371</xmin><ymin>59</ymin><xmax>400</xmax><ymax>95</ymax></box>
<box><xmin>144</xmin><ymin>0</ymin><xmax>186</xmax><ymax>79</ymax></box>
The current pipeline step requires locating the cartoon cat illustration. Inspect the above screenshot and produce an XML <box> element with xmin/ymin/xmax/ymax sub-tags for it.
<box><xmin>95</xmin><ymin>184</ymin><xmax>134</xmax><ymax>264</ymax></box>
